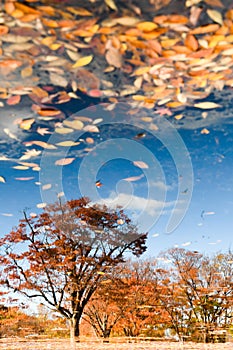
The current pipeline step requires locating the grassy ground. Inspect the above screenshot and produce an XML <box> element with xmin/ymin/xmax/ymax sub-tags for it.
<box><xmin>1</xmin><ymin>339</ymin><xmax>233</xmax><ymax>350</ymax></box>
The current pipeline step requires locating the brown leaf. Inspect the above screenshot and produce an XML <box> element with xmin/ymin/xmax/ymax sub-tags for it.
<box><xmin>75</xmin><ymin>68</ymin><xmax>100</xmax><ymax>90</ymax></box>
<box><xmin>204</xmin><ymin>0</ymin><xmax>223</xmax><ymax>7</ymax></box>
<box><xmin>105</xmin><ymin>47</ymin><xmax>122</xmax><ymax>68</ymax></box>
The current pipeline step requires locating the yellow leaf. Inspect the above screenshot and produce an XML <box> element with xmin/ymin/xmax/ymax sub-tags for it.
<box><xmin>21</xmin><ymin>65</ymin><xmax>33</xmax><ymax>78</ymax></box>
<box><xmin>104</xmin><ymin>0</ymin><xmax>117</xmax><ymax>11</ymax></box>
<box><xmin>19</xmin><ymin>118</ymin><xmax>35</xmax><ymax>130</ymax></box>
<box><xmin>201</xmin><ymin>128</ymin><xmax>210</xmax><ymax>134</ymax></box>
<box><xmin>0</xmin><ymin>176</ymin><xmax>6</xmax><ymax>183</ymax></box>
<box><xmin>41</xmin><ymin>36</ymin><xmax>56</xmax><ymax>46</ymax></box>
<box><xmin>207</xmin><ymin>9</ymin><xmax>223</xmax><ymax>25</ymax></box>
<box><xmin>63</xmin><ymin>119</ymin><xmax>84</xmax><ymax>130</ymax></box>
<box><xmin>174</xmin><ymin>114</ymin><xmax>184</xmax><ymax>120</ymax></box>
<box><xmin>137</xmin><ymin>21</ymin><xmax>158</xmax><ymax>32</ymax></box>
<box><xmin>194</xmin><ymin>102</ymin><xmax>221</xmax><ymax>109</ymax></box>
<box><xmin>56</xmin><ymin>141</ymin><xmax>80</xmax><ymax>147</ymax></box>
<box><xmin>133</xmin><ymin>67</ymin><xmax>150</xmax><ymax>76</ymax></box>
<box><xmin>55</xmin><ymin>127</ymin><xmax>74</xmax><ymax>134</ymax></box>
<box><xmin>141</xmin><ymin>117</ymin><xmax>153</xmax><ymax>122</ymax></box>
<box><xmin>72</xmin><ymin>55</ymin><xmax>93</xmax><ymax>68</ymax></box>
<box><xmin>13</xmin><ymin>166</ymin><xmax>29</xmax><ymax>170</ymax></box>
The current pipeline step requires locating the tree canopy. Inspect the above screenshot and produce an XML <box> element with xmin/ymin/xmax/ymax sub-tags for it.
<box><xmin>0</xmin><ymin>197</ymin><xmax>147</xmax><ymax>342</ymax></box>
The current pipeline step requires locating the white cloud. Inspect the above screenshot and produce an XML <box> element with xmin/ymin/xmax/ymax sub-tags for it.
<box><xmin>99</xmin><ymin>192</ymin><xmax>173</xmax><ymax>217</ymax></box>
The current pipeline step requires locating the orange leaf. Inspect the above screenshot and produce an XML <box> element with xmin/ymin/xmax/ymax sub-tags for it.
<box><xmin>14</xmin><ymin>2</ymin><xmax>40</xmax><ymax>15</ymax></box>
<box><xmin>190</xmin><ymin>24</ymin><xmax>219</xmax><ymax>35</ymax></box>
<box><xmin>0</xmin><ymin>25</ymin><xmax>9</xmax><ymax>36</ymax></box>
<box><xmin>185</xmin><ymin>34</ymin><xmax>198</xmax><ymax>51</ymax></box>
<box><xmin>7</xmin><ymin>95</ymin><xmax>21</xmax><ymax>106</ymax></box>
<box><xmin>37</xmin><ymin>108</ymin><xmax>61</xmax><ymax>117</ymax></box>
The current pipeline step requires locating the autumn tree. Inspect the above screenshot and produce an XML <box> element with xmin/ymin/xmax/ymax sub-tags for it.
<box><xmin>83</xmin><ymin>276</ymin><xmax>125</xmax><ymax>341</ymax></box>
<box><xmin>160</xmin><ymin>248</ymin><xmax>233</xmax><ymax>342</ymax></box>
<box><xmin>0</xmin><ymin>197</ymin><xmax>147</xmax><ymax>344</ymax></box>
<box><xmin>84</xmin><ymin>259</ymin><xmax>160</xmax><ymax>340</ymax></box>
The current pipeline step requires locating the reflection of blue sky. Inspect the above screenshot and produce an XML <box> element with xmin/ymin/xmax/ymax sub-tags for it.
<box><xmin>0</xmin><ymin>99</ymin><xmax>233</xmax><ymax>257</ymax></box>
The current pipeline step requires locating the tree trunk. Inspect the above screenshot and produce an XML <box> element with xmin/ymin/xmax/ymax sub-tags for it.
<box><xmin>69</xmin><ymin>316</ymin><xmax>81</xmax><ymax>347</ymax></box>
<box><xmin>103</xmin><ymin>329</ymin><xmax>111</xmax><ymax>342</ymax></box>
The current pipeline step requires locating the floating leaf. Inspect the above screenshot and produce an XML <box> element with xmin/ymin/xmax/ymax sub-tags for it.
<box><xmin>56</xmin><ymin>141</ymin><xmax>80</xmax><ymax>147</ymax></box>
<box><xmin>3</xmin><ymin>128</ymin><xmax>19</xmax><ymax>141</ymax></box>
<box><xmin>123</xmin><ymin>174</ymin><xmax>144</xmax><ymax>182</ymax></box>
<box><xmin>191</xmin><ymin>24</ymin><xmax>219</xmax><ymax>35</ymax></box>
<box><xmin>37</xmin><ymin>108</ymin><xmax>61</xmax><ymax>117</ymax></box>
<box><xmin>63</xmin><ymin>119</ymin><xmax>84</xmax><ymax>130</ymax></box>
<box><xmin>37</xmin><ymin>202</ymin><xmax>47</xmax><ymax>209</ymax></box>
<box><xmin>72</xmin><ymin>55</ymin><xmax>93</xmax><ymax>68</ymax></box>
<box><xmin>55</xmin><ymin>127</ymin><xmax>74</xmax><ymax>134</ymax></box>
<box><xmin>67</xmin><ymin>7</ymin><xmax>92</xmax><ymax>16</ymax></box>
<box><xmin>19</xmin><ymin>118</ymin><xmax>35</xmax><ymax>130</ymax></box>
<box><xmin>13</xmin><ymin>166</ymin><xmax>29</xmax><ymax>170</ymax></box>
<box><xmin>83</xmin><ymin>125</ymin><xmax>100</xmax><ymax>133</ymax></box>
<box><xmin>37</xmin><ymin>127</ymin><xmax>52</xmax><ymax>136</ymax></box>
<box><xmin>21</xmin><ymin>65</ymin><xmax>33</xmax><ymax>78</ymax></box>
<box><xmin>86</xmin><ymin>137</ymin><xmax>94</xmax><ymax>144</ymax></box>
<box><xmin>28</xmin><ymin>141</ymin><xmax>57</xmax><ymax>149</ymax></box>
<box><xmin>104</xmin><ymin>0</ymin><xmax>117</xmax><ymax>11</ymax></box>
<box><xmin>18</xmin><ymin>162</ymin><xmax>39</xmax><ymax>168</ymax></box>
<box><xmin>55</xmin><ymin>158</ymin><xmax>75</xmax><ymax>166</ymax></box>
<box><xmin>137</xmin><ymin>21</ymin><xmax>157</xmax><ymax>32</ymax></box>
<box><xmin>201</xmin><ymin>128</ymin><xmax>210</xmax><ymax>134</ymax></box>
<box><xmin>66</xmin><ymin>49</ymin><xmax>81</xmax><ymax>62</ymax></box>
<box><xmin>0</xmin><ymin>176</ymin><xmax>6</xmax><ymax>183</ymax></box>
<box><xmin>133</xmin><ymin>161</ymin><xmax>149</xmax><ymax>169</ymax></box>
<box><xmin>20</xmin><ymin>149</ymin><xmax>41</xmax><ymax>160</ymax></box>
<box><xmin>7</xmin><ymin>95</ymin><xmax>21</xmax><ymax>106</ymax></box>
<box><xmin>185</xmin><ymin>34</ymin><xmax>198</xmax><ymax>51</ymax></box>
<box><xmin>49</xmin><ymin>73</ymin><xmax>68</xmax><ymax>87</ymax></box>
<box><xmin>42</xmin><ymin>184</ymin><xmax>52</xmax><ymax>190</ymax></box>
<box><xmin>207</xmin><ymin>9</ymin><xmax>223</xmax><ymax>25</ymax></box>
<box><xmin>95</xmin><ymin>180</ymin><xmax>103</xmax><ymax>188</ymax></box>
<box><xmin>0</xmin><ymin>25</ymin><xmax>9</xmax><ymax>36</ymax></box>
<box><xmin>204</xmin><ymin>0</ymin><xmax>223</xmax><ymax>6</ymax></box>
<box><xmin>182</xmin><ymin>241</ymin><xmax>191</xmax><ymax>247</ymax></box>
<box><xmin>194</xmin><ymin>102</ymin><xmax>221</xmax><ymax>109</ymax></box>
<box><xmin>15</xmin><ymin>177</ymin><xmax>34</xmax><ymax>181</ymax></box>
<box><xmin>57</xmin><ymin>192</ymin><xmax>64</xmax><ymax>198</ymax></box>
